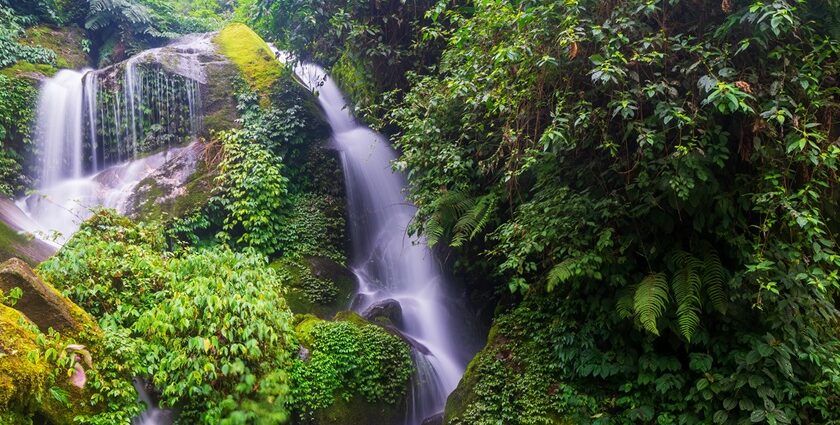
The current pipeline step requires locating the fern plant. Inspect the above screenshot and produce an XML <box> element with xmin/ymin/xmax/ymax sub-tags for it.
<box><xmin>619</xmin><ymin>247</ymin><xmax>728</xmax><ymax>341</ymax></box>
<box><xmin>424</xmin><ymin>190</ymin><xmax>498</xmax><ymax>248</ymax></box>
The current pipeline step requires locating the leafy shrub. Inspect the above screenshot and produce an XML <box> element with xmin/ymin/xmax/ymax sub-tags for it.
<box><xmin>291</xmin><ymin>316</ymin><xmax>412</xmax><ymax>419</ymax></box>
<box><xmin>276</xmin><ymin>193</ymin><xmax>346</xmax><ymax>262</ymax></box>
<box><xmin>0</xmin><ymin>5</ymin><xmax>57</xmax><ymax>68</ymax></box>
<box><xmin>215</xmin><ymin>129</ymin><xmax>290</xmax><ymax>255</ymax></box>
<box><xmin>38</xmin><ymin>209</ymin><xmax>168</xmax><ymax>324</ymax></box>
<box><xmin>39</xmin><ymin>210</ymin><xmax>300</xmax><ymax>424</ymax></box>
<box><xmin>135</xmin><ymin>248</ymin><xmax>295</xmax><ymax>424</ymax></box>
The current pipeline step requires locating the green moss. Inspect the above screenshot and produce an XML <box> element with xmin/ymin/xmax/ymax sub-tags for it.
<box><xmin>270</xmin><ymin>257</ymin><xmax>355</xmax><ymax>319</ymax></box>
<box><xmin>291</xmin><ymin>314</ymin><xmax>413</xmax><ymax>424</ymax></box>
<box><xmin>0</xmin><ymin>61</ymin><xmax>58</xmax><ymax>79</ymax></box>
<box><xmin>20</xmin><ymin>26</ymin><xmax>88</xmax><ymax>70</ymax></box>
<box><xmin>294</xmin><ymin>314</ymin><xmax>322</xmax><ymax>348</ymax></box>
<box><xmin>213</xmin><ymin>23</ymin><xmax>283</xmax><ymax>104</ymax></box>
<box><xmin>309</xmin><ymin>394</ymin><xmax>405</xmax><ymax>425</ymax></box>
<box><xmin>442</xmin><ymin>298</ymin><xmax>600</xmax><ymax>425</ymax></box>
<box><xmin>0</xmin><ymin>305</ymin><xmax>48</xmax><ymax>411</ymax></box>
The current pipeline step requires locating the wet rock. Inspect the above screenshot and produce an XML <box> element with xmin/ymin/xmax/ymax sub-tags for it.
<box><xmin>0</xmin><ymin>258</ymin><xmax>93</xmax><ymax>334</ymax></box>
<box><xmin>362</xmin><ymin>298</ymin><xmax>404</xmax><ymax>328</ymax></box>
<box><xmin>422</xmin><ymin>412</ymin><xmax>444</xmax><ymax>425</ymax></box>
<box><xmin>306</xmin><ymin>256</ymin><xmax>356</xmax><ymax>285</ymax></box>
<box><xmin>125</xmin><ymin>141</ymin><xmax>219</xmax><ymax>221</ymax></box>
<box><xmin>0</xmin><ymin>199</ymin><xmax>57</xmax><ymax>265</ymax></box>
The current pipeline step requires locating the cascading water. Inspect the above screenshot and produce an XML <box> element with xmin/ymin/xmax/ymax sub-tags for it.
<box><xmin>35</xmin><ymin>69</ymin><xmax>91</xmax><ymax>186</ymax></box>
<box><xmin>19</xmin><ymin>35</ymin><xmax>208</xmax><ymax>243</ymax></box>
<box><xmin>286</xmin><ymin>55</ymin><xmax>474</xmax><ymax>424</ymax></box>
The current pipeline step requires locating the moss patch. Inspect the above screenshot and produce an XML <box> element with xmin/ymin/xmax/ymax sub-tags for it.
<box><xmin>20</xmin><ymin>25</ymin><xmax>89</xmax><ymax>69</ymax></box>
<box><xmin>202</xmin><ymin>61</ymin><xmax>242</xmax><ymax>134</ymax></box>
<box><xmin>213</xmin><ymin>23</ymin><xmax>283</xmax><ymax>103</ymax></box>
<box><xmin>0</xmin><ymin>305</ymin><xmax>49</xmax><ymax>412</ymax></box>
<box><xmin>0</xmin><ymin>61</ymin><xmax>58</xmax><ymax>79</ymax></box>
<box><xmin>291</xmin><ymin>313</ymin><xmax>412</xmax><ymax>424</ymax></box>
<box><xmin>271</xmin><ymin>257</ymin><xmax>355</xmax><ymax>319</ymax></box>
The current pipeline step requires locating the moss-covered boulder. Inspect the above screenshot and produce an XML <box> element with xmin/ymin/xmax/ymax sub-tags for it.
<box><xmin>0</xmin><ymin>304</ymin><xmax>50</xmax><ymax>414</ymax></box>
<box><xmin>0</xmin><ymin>25</ymin><xmax>89</xmax><ymax>81</ymax></box>
<box><xmin>0</xmin><ymin>302</ymin><xmax>101</xmax><ymax>425</ymax></box>
<box><xmin>272</xmin><ymin>256</ymin><xmax>356</xmax><ymax>319</ymax></box>
<box><xmin>0</xmin><ymin>258</ymin><xmax>96</xmax><ymax>335</ymax></box>
<box><xmin>19</xmin><ymin>25</ymin><xmax>89</xmax><ymax>70</ymax></box>
<box><xmin>292</xmin><ymin>312</ymin><xmax>413</xmax><ymax>425</ymax></box>
<box><xmin>442</xmin><ymin>298</ymin><xmax>598</xmax><ymax>425</ymax></box>
<box><xmin>213</xmin><ymin>23</ymin><xmax>283</xmax><ymax>105</ymax></box>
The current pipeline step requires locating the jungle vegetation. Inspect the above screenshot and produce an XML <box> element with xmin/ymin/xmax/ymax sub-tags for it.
<box><xmin>1</xmin><ymin>0</ymin><xmax>839</xmax><ymax>424</ymax></box>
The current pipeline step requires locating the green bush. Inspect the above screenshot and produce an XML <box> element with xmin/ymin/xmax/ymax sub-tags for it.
<box><xmin>135</xmin><ymin>248</ymin><xmax>295</xmax><ymax>424</ymax></box>
<box><xmin>215</xmin><ymin>129</ymin><xmax>290</xmax><ymax>256</ymax></box>
<box><xmin>38</xmin><ymin>210</ymin><xmax>168</xmax><ymax>324</ymax></box>
<box><xmin>291</xmin><ymin>316</ymin><xmax>412</xmax><ymax>419</ymax></box>
<box><xmin>373</xmin><ymin>0</ymin><xmax>839</xmax><ymax>423</ymax></box>
<box><xmin>39</xmin><ymin>210</ymin><xmax>299</xmax><ymax>424</ymax></box>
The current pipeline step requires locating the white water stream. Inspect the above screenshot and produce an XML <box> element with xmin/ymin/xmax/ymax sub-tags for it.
<box><xmin>284</xmin><ymin>53</ymin><xmax>471</xmax><ymax>424</ymax></box>
<box><xmin>17</xmin><ymin>36</ymin><xmax>208</xmax><ymax>243</ymax></box>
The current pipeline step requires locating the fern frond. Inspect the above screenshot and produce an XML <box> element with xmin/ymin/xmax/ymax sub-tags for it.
<box><xmin>669</xmin><ymin>250</ymin><xmax>703</xmax><ymax>341</ymax></box>
<box><xmin>547</xmin><ymin>259</ymin><xmax>574</xmax><ymax>291</ymax></box>
<box><xmin>633</xmin><ymin>272</ymin><xmax>669</xmax><ymax>336</ymax></box>
<box><xmin>616</xmin><ymin>286</ymin><xmax>635</xmax><ymax>319</ymax></box>
<box><xmin>452</xmin><ymin>194</ymin><xmax>496</xmax><ymax>247</ymax></box>
<box><xmin>702</xmin><ymin>249</ymin><xmax>728</xmax><ymax>314</ymax></box>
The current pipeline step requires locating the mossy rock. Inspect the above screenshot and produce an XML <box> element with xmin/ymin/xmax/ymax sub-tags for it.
<box><xmin>292</xmin><ymin>312</ymin><xmax>411</xmax><ymax>425</ymax></box>
<box><xmin>202</xmin><ymin>59</ymin><xmax>242</xmax><ymax>134</ymax></box>
<box><xmin>0</xmin><ymin>304</ymin><xmax>50</xmax><ymax>412</ymax></box>
<box><xmin>0</xmin><ymin>304</ymin><xmax>103</xmax><ymax>425</ymax></box>
<box><xmin>126</xmin><ymin>142</ymin><xmax>220</xmax><ymax>222</ymax></box>
<box><xmin>0</xmin><ymin>61</ymin><xmax>58</xmax><ymax>80</ymax></box>
<box><xmin>213</xmin><ymin>23</ymin><xmax>283</xmax><ymax>104</ymax></box>
<box><xmin>271</xmin><ymin>257</ymin><xmax>356</xmax><ymax>319</ymax></box>
<box><xmin>442</xmin><ymin>303</ymin><xmax>588</xmax><ymax>425</ymax></box>
<box><xmin>20</xmin><ymin>26</ymin><xmax>89</xmax><ymax>70</ymax></box>
<box><xmin>308</xmin><ymin>394</ymin><xmax>405</xmax><ymax>425</ymax></box>
<box><xmin>0</xmin><ymin>258</ymin><xmax>97</xmax><ymax>336</ymax></box>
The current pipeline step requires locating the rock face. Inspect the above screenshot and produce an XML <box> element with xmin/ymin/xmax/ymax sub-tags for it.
<box><xmin>362</xmin><ymin>298</ymin><xmax>404</xmax><ymax>328</ymax></box>
<box><xmin>0</xmin><ymin>258</ymin><xmax>93</xmax><ymax>334</ymax></box>
<box><xmin>275</xmin><ymin>256</ymin><xmax>357</xmax><ymax>319</ymax></box>
<box><xmin>422</xmin><ymin>412</ymin><xmax>444</xmax><ymax>425</ymax></box>
<box><xmin>125</xmin><ymin>141</ymin><xmax>219</xmax><ymax>221</ymax></box>
<box><xmin>0</xmin><ymin>198</ymin><xmax>57</xmax><ymax>265</ymax></box>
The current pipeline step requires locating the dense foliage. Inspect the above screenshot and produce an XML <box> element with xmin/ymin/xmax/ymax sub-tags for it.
<box><xmin>36</xmin><ymin>211</ymin><xmax>297</xmax><ymax>424</ymax></box>
<box><xmin>388</xmin><ymin>0</ymin><xmax>840</xmax><ymax>423</ymax></box>
<box><xmin>247</xmin><ymin>0</ymin><xmax>442</xmax><ymax>115</ymax></box>
<box><xmin>136</xmin><ymin>248</ymin><xmax>294</xmax><ymax>424</ymax></box>
<box><xmin>291</xmin><ymin>316</ymin><xmax>413</xmax><ymax>421</ymax></box>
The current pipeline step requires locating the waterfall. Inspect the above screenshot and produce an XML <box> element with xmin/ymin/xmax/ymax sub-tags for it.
<box><xmin>286</xmin><ymin>54</ymin><xmax>472</xmax><ymax>425</ymax></box>
<box><xmin>35</xmin><ymin>69</ymin><xmax>90</xmax><ymax>187</ymax></box>
<box><xmin>19</xmin><ymin>35</ymin><xmax>208</xmax><ymax>243</ymax></box>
